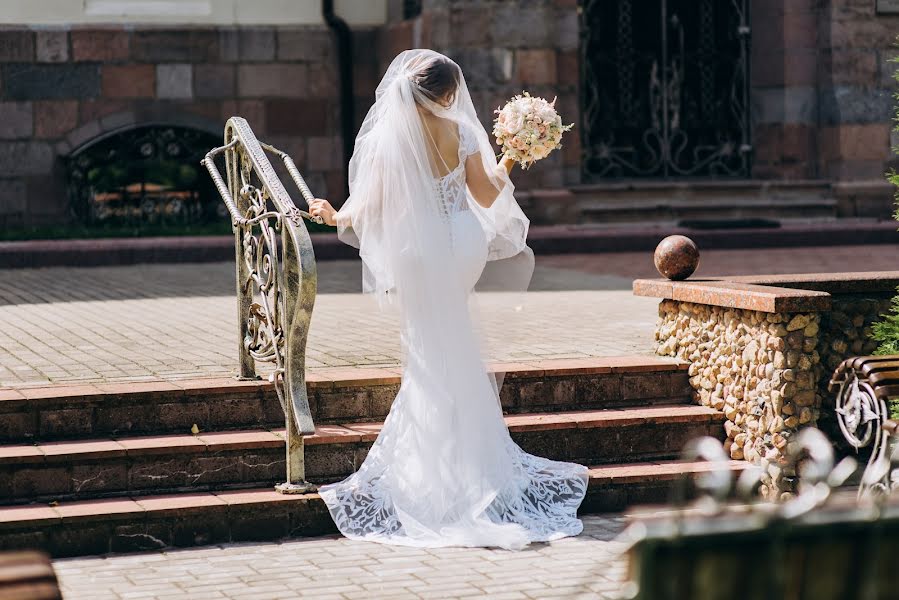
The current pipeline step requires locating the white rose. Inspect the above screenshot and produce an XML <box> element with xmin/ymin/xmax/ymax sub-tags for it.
<box><xmin>507</xmin><ymin>112</ymin><xmax>525</xmax><ymax>133</ymax></box>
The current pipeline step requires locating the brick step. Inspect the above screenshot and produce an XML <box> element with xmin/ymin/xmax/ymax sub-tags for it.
<box><xmin>0</xmin><ymin>459</ymin><xmax>748</xmax><ymax>558</ymax></box>
<box><xmin>0</xmin><ymin>357</ymin><xmax>691</xmax><ymax>443</ymax></box>
<box><xmin>0</xmin><ymin>405</ymin><xmax>724</xmax><ymax>504</ymax></box>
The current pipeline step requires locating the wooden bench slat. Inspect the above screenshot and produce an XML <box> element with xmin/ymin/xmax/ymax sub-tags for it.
<box><xmin>874</xmin><ymin>384</ymin><xmax>899</xmax><ymax>400</ymax></box>
<box><xmin>0</xmin><ymin>552</ymin><xmax>60</xmax><ymax>600</ymax></box>
<box><xmin>860</xmin><ymin>359</ymin><xmax>899</xmax><ymax>376</ymax></box>
<box><xmin>867</xmin><ymin>370</ymin><xmax>899</xmax><ymax>385</ymax></box>
<box><xmin>0</xmin><ymin>582</ymin><xmax>62</xmax><ymax>600</ymax></box>
<box><xmin>0</xmin><ymin>564</ymin><xmax>56</xmax><ymax>585</ymax></box>
<box><xmin>0</xmin><ymin>553</ymin><xmax>50</xmax><ymax>568</ymax></box>
<box><xmin>849</xmin><ymin>355</ymin><xmax>893</xmax><ymax>370</ymax></box>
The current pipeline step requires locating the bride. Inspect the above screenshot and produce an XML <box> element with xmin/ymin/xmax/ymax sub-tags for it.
<box><xmin>308</xmin><ymin>49</ymin><xmax>588</xmax><ymax>551</ymax></box>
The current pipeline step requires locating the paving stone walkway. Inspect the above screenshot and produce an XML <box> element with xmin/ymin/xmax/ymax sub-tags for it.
<box><xmin>51</xmin><ymin>514</ymin><xmax>630</xmax><ymax>600</ymax></box>
<box><xmin>0</xmin><ymin>259</ymin><xmax>653</xmax><ymax>388</ymax></box>
<box><xmin>2</xmin><ymin>244</ymin><xmax>898</xmax><ymax>388</ymax></box>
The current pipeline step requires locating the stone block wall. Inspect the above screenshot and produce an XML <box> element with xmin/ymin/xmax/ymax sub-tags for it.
<box><xmin>377</xmin><ymin>0</ymin><xmax>580</xmax><ymax>190</ymax></box>
<box><xmin>817</xmin><ymin>0</ymin><xmax>899</xmax><ymax>181</ymax></box>
<box><xmin>752</xmin><ymin>0</ymin><xmax>899</xmax><ymax>183</ymax></box>
<box><xmin>4</xmin><ymin>2</ymin><xmax>899</xmax><ymax>228</ymax></box>
<box><xmin>0</xmin><ymin>25</ymin><xmax>379</xmax><ymax>228</ymax></box>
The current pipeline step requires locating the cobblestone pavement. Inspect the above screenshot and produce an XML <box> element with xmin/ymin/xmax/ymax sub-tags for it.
<box><xmin>52</xmin><ymin>515</ymin><xmax>630</xmax><ymax>600</ymax></box>
<box><xmin>1</xmin><ymin>244</ymin><xmax>896</xmax><ymax>388</ymax></box>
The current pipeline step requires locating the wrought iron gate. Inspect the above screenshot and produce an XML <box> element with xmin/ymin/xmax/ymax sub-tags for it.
<box><xmin>580</xmin><ymin>0</ymin><xmax>751</xmax><ymax>179</ymax></box>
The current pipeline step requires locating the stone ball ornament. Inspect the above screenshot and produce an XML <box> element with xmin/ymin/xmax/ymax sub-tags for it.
<box><xmin>654</xmin><ymin>235</ymin><xmax>700</xmax><ymax>281</ymax></box>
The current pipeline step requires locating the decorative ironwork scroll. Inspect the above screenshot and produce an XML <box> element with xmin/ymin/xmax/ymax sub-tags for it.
<box><xmin>580</xmin><ymin>0</ymin><xmax>751</xmax><ymax>179</ymax></box>
<box><xmin>201</xmin><ymin>117</ymin><xmax>323</xmax><ymax>494</ymax></box>
<box><xmin>834</xmin><ymin>370</ymin><xmax>899</xmax><ymax>499</ymax></box>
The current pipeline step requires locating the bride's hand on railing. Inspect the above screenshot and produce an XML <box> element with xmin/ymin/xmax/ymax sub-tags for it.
<box><xmin>309</xmin><ymin>198</ymin><xmax>338</xmax><ymax>226</ymax></box>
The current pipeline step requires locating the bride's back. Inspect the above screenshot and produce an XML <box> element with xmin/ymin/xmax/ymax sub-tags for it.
<box><xmin>419</xmin><ymin>112</ymin><xmax>462</xmax><ymax>178</ymax></box>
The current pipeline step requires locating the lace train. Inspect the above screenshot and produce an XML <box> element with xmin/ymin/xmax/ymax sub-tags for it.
<box><xmin>318</xmin><ymin>368</ymin><xmax>590</xmax><ymax>551</ymax></box>
<box><xmin>318</xmin><ymin>444</ymin><xmax>588</xmax><ymax>550</ymax></box>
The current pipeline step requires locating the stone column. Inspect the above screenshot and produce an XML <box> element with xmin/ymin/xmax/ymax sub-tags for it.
<box><xmin>751</xmin><ymin>0</ymin><xmax>820</xmax><ymax>179</ymax></box>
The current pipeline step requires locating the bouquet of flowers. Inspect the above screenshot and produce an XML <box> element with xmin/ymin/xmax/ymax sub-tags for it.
<box><xmin>492</xmin><ymin>91</ymin><xmax>574</xmax><ymax>169</ymax></box>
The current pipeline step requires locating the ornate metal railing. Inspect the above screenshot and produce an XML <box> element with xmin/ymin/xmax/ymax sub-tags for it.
<box><xmin>201</xmin><ymin>117</ymin><xmax>323</xmax><ymax>494</ymax></box>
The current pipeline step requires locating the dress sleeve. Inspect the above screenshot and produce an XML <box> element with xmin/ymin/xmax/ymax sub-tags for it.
<box><xmin>458</xmin><ymin>122</ymin><xmax>481</xmax><ymax>159</ymax></box>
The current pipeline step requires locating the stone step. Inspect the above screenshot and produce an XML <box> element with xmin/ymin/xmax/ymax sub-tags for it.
<box><xmin>522</xmin><ymin>180</ymin><xmax>839</xmax><ymax>225</ymax></box>
<box><xmin>0</xmin><ymin>459</ymin><xmax>748</xmax><ymax>558</ymax></box>
<box><xmin>0</xmin><ymin>357</ymin><xmax>691</xmax><ymax>443</ymax></box>
<box><xmin>0</xmin><ymin>405</ymin><xmax>724</xmax><ymax>504</ymax></box>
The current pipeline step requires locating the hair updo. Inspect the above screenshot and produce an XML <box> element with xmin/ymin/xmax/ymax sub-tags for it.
<box><xmin>409</xmin><ymin>57</ymin><xmax>461</xmax><ymax>105</ymax></box>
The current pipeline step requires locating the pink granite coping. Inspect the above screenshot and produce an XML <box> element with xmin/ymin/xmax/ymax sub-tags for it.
<box><xmin>633</xmin><ymin>271</ymin><xmax>899</xmax><ymax>313</ymax></box>
<box><xmin>633</xmin><ymin>278</ymin><xmax>831</xmax><ymax>313</ymax></box>
<box><xmin>727</xmin><ymin>271</ymin><xmax>899</xmax><ymax>295</ymax></box>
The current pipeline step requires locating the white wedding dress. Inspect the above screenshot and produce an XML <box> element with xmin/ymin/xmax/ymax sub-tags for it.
<box><xmin>318</xmin><ymin>118</ymin><xmax>590</xmax><ymax>551</ymax></box>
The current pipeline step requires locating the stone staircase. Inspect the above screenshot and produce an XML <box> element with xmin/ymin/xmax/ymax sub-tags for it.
<box><xmin>0</xmin><ymin>357</ymin><xmax>743</xmax><ymax>557</ymax></box>
<box><xmin>520</xmin><ymin>180</ymin><xmax>838</xmax><ymax>226</ymax></box>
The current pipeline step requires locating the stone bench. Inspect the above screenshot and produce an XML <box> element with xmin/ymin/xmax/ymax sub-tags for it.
<box><xmin>0</xmin><ymin>551</ymin><xmax>61</xmax><ymax>600</ymax></box>
<box><xmin>633</xmin><ymin>271</ymin><xmax>899</xmax><ymax>499</ymax></box>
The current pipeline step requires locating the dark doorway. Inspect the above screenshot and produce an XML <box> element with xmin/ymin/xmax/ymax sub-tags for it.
<box><xmin>580</xmin><ymin>0</ymin><xmax>751</xmax><ymax>179</ymax></box>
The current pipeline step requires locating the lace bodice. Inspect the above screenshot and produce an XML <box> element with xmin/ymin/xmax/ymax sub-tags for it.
<box><xmin>434</xmin><ymin>163</ymin><xmax>468</xmax><ymax>219</ymax></box>
<box><xmin>431</xmin><ymin>123</ymin><xmax>480</xmax><ymax>221</ymax></box>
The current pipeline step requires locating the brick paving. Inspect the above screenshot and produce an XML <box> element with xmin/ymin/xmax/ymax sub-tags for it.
<box><xmin>1</xmin><ymin>244</ymin><xmax>897</xmax><ymax>388</ymax></box>
<box><xmin>537</xmin><ymin>244</ymin><xmax>899</xmax><ymax>280</ymax></box>
<box><xmin>51</xmin><ymin>514</ymin><xmax>630</xmax><ymax>600</ymax></box>
<box><xmin>0</xmin><ymin>259</ymin><xmax>654</xmax><ymax>388</ymax></box>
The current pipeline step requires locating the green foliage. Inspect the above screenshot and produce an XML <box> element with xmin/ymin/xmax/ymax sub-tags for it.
<box><xmin>873</xmin><ymin>289</ymin><xmax>899</xmax><ymax>354</ymax></box>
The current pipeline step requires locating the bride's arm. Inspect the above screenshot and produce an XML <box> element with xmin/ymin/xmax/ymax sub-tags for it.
<box><xmin>465</xmin><ymin>152</ymin><xmax>515</xmax><ymax>209</ymax></box>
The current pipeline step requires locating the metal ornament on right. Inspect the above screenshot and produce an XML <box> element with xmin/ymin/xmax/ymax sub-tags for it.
<box><xmin>654</xmin><ymin>235</ymin><xmax>700</xmax><ymax>281</ymax></box>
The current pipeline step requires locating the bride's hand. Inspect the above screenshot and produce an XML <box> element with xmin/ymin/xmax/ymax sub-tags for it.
<box><xmin>309</xmin><ymin>198</ymin><xmax>338</xmax><ymax>226</ymax></box>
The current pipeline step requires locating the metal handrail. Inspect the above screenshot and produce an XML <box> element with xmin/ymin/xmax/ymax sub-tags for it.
<box><xmin>201</xmin><ymin>117</ymin><xmax>321</xmax><ymax>494</ymax></box>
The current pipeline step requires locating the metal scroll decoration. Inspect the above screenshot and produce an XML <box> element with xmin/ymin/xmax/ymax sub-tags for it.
<box><xmin>201</xmin><ymin>117</ymin><xmax>323</xmax><ymax>494</ymax></box>
<box><xmin>580</xmin><ymin>0</ymin><xmax>751</xmax><ymax>179</ymax></box>
<box><xmin>833</xmin><ymin>372</ymin><xmax>898</xmax><ymax>498</ymax></box>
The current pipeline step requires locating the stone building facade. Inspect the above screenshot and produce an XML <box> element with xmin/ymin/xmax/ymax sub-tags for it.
<box><xmin>0</xmin><ymin>0</ymin><xmax>897</xmax><ymax>228</ymax></box>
